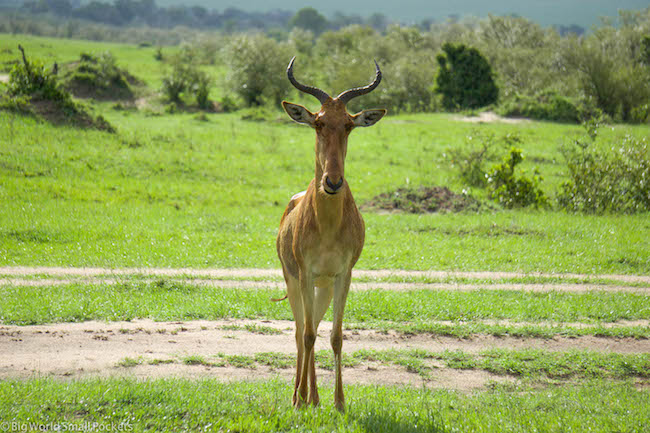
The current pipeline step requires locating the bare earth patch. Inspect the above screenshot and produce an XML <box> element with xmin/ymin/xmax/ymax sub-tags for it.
<box><xmin>1</xmin><ymin>319</ymin><xmax>648</xmax><ymax>390</ymax></box>
<box><xmin>2</xmin><ymin>267</ymin><xmax>647</xmax><ymax>390</ymax></box>
<box><xmin>1</xmin><ymin>266</ymin><xmax>648</xmax><ymax>291</ymax></box>
<box><xmin>0</xmin><ymin>74</ymin><xmax>9</xmax><ymax>83</ymax></box>
<box><xmin>453</xmin><ymin>111</ymin><xmax>529</xmax><ymax>124</ymax></box>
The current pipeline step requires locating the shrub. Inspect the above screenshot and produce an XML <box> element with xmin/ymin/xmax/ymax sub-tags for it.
<box><xmin>222</xmin><ymin>34</ymin><xmax>291</xmax><ymax>108</ymax></box>
<box><xmin>449</xmin><ymin>132</ymin><xmax>522</xmax><ymax>188</ymax></box>
<box><xmin>435</xmin><ymin>43</ymin><xmax>499</xmax><ymax>110</ymax></box>
<box><xmin>486</xmin><ymin>148</ymin><xmax>548</xmax><ymax>208</ymax></box>
<box><xmin>161</xmin><ymin>52</ymin><xmax>213</xmax><ymax>109</ymax></box>
<box><xmin>562</xmin><ymin>35</ymin><xmax>650</xmax><ymax>122</ymax></box>
<box><xmin>7</xmin><ymin>46</ymin><xmax>64</xmax><ymax>102</ymax></box>
<box><xmin>448</xmin><ymin>133</ymin><xmax>495</xmax><ymax>187</ymax></box>
<box><xmin>558</xmin><ymin>134</ymin><xmax>650</xmax><ymax>214</ymax></box>
<box><xmin>497</xmin><ymin>91</ymin><xmax>598</xmax><ymax>123</ymax></box>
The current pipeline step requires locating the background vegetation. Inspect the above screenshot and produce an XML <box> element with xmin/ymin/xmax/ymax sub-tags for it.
<box><xmin>0</xmin><ymin>4</ymin><xmax>649</xmax><ymax>121</ymax></box>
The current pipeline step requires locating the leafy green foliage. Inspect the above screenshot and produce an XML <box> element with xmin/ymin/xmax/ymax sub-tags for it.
<box><xmin>448</xmin><ymin>132</ymin><xmax>501</xmax><ymax>187</ymax></box>
<box><xmin>558</xmin><ymin>131</ymin><xmax>650</xmax><ymax>214</ymax></box>
<box><xmin>161</xmin><ymin>48</ymin><xmax>213</xmax><ymax>109</ymax></box>
<box><xmin>486</xmin><ymin>148</ymin><xmax>548</xmax><ymax>208</ymax></box>
<box><xmin>498</xmin><ymin>91</ymin><xmax>599</xmax><ymax>123</ymax></box>
<box><xmin>289</xmin><ymin>7</ymin><xmax>329</xmax><ymax>35</ymax></box>
<box><xmin>435</xmin><ymin>43</ymin><xmax>499</xmax><ymax>110</ymax></box>
<box><xmin>222</xmin><ymin>34</ymin><xmax>291</xmax><ymax>108</ymax></box>
<box><xmin>7</xmin><ymin>51</ymin><xmax>67</xmax><ymax>102</ymax></box>
<box><xmin>449</xmin><ymin>131</ymin><xmax>547</xmax><ymax>210</ymax></box>
<box><xmin>562</xmin><ymin>32</ymin><xmax>650</xmax><ymax>122</ymax></box>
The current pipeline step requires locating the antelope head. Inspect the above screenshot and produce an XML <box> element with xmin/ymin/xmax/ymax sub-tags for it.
<box><xmin>282</xmin><ymin>57</ymin><xmax>387</xmax><ymax>196</ymax></box>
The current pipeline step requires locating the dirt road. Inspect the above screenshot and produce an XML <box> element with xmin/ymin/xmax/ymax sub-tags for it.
<box><xmin>2</xmin><ymin>319</ymin><xmax>648</xmax><ymax>390</ymax></box>
<box><xmin>2</xmin><ymin>266</ymin><xmax>648</xmax><ymax>292</ymax></box>
<box><xmin>1</xmin><ymin>267</ymin><xmax>648</xmax><ymax>390</ymax></box>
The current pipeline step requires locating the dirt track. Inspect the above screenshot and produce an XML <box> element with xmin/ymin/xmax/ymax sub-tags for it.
<box><xmin>1</xmin><ymin>266</ymin><xmax>649</xmax><ymax>293</ymax></box>
<box><xmin>2</xmin><ymin>319</ymin><xmax>648</xmax><ymax>390</ymax></box>
<box><xmin>1</xmin><ymin>267</ymin><xmax>648</xmax><ymax>390</ymax></box>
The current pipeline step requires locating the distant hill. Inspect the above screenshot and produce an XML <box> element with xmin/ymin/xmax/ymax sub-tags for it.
<box><xmin>156</xmin><ymin>0</ymin><xmax>649</xmax><ymax>29</ymax></box>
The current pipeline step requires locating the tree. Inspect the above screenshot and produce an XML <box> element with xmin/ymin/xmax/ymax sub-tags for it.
<box><xmin>435</xmin><ymin>43</ymin><xmax>498</xmax><ymax>110</ymax></box>
<box><xmin>289</xmin><ymin>7</ymin><xmax>328</xmax><ymax>35</ymax></box>
<box><xmin>223</xmin><ymin>34</ymin><xmax>291</xmax><ymax>107</ymax></box>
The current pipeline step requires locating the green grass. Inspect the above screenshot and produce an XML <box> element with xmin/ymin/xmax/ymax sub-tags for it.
<box><xmin>349</xmin><ymin>321</ymin><xmax>650</xmax><ymax>340</ymax></box>
<box><xmin>116</xmin><ymin>356</ymin><xmax>143</xmax><ymax>368</ymax></box>
<box><xmin>1</xmin><ymin>282</ymin><xmax>648</xmax><ymax>326</ymax></box>
<box><xmin>353</xmin><ymin>348</ymin><xmax>650</xmax><ymax>380</ymax></box>
<box><xmin>119</xmin><ymin>348</ymin><xmax>650</xmax><ymax>381</ymax></box>
<box><xmin>1</xmin><ymin>88</ymin><xmax>649</xmax><ymax>273</ymax></box>
<box><xmin>0</xmin><ymin>378</ymin><xmax>647</xmax><ymax>432</ymax></box>
<box><xmin>220</xmin><ymin>323</ymin><xmax>285</xmax><ymax>335</ymax></box>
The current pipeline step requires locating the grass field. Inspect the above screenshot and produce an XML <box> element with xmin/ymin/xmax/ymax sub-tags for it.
<box><xmin>1</xmin><ymin>33</ymin><xmax>649</xmax><ymax>432</ymax></box>
<box><xmin>1</xmin><ymin>379</ymin><xmax>649</xmax><ymax>433</ymax></box>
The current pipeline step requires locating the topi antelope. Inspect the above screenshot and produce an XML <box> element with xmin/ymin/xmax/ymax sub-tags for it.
<box><xmin>276</xmin><ymin>57</ymin><xmax>386</xmax><ymax>412</ymax></box>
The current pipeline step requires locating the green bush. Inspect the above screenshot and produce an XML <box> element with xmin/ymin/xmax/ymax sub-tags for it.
<box><xmin>558</xmin><ymin>135</ymin><xmax>650</xmax><ymax>214</ymax></box>
<box><xmin>448</xmin><ymin>133</ymin><xmax>495</xmax><ymax>187</ymax></box>
<box><xmin>161</xmin><ymin>52</ymin><xmax>213</xmax><ymax>109</ymax></box>
<box><xmin>7</xmin><ymin>53</ymin><xmax>65</xmax><ymax>102</ymax></box>
<box><xmin>497</xmin><ymin>91</ymin><xmax>598</xmax><ymax>123</ymax></box>
<box><xmin>486</xmin><ymin>148</ymin><xmax>548</xmax><ymax>208</ymax></box>
<box><xmin>449</xmin><ymin>132</ymin><xmax>523</xmax><ymax>188</ymax></box>
<box><xmin>435</xmin><ymin>43</ymin><xmax>499</xmax><ymax>110</ymax></box>
<box><xmin>222</xmin><ymin>34</ymin><xmax>291</xmax><ymax>108</ymax></box>
<box><xmin>562</xmin><ymin>34</ymin><xmax>650</xmax><ymax>122</ymax></box>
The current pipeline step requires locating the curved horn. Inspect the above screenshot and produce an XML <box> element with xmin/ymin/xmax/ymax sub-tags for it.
<box><xmin>336</xmin><ymin>60</ymin><xmax>382</xmax><ymax>105</ymax></box>
<box><xmin>287</xmin><ymin>56</ymin><xmax>330</xmax><ymax>104</ymax></box>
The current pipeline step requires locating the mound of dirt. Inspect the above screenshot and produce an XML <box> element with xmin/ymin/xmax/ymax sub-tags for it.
<box><xmin>363</xmin><ymin>186</ymin><xmax>484</xmax><ymax>214</ymax></box>
<box><xmin>63</xmin><ymin>52</ymin><xmax>140</xmax><ymax>101</ymax></box>
<box><xmin>30</xmin><ymin>97</ymin><xmax>115</xmax><ymax>132</ymax></box>
<box><xmin>0</xmin><ymin>46</ymin><xmax>115</xmax><ymax>132</ymax></box>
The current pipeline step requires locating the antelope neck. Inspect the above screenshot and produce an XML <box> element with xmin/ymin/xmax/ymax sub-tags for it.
<box><xmin>313</xmin><ymin>160</ymin><xmax>345</xmax><ymax>231</ymax></box>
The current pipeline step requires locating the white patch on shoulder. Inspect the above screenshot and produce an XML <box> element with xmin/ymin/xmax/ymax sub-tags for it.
<box><xmin>291</xmin><ymin>191</ymin><xmax>307</xmax><ymax>201</ymax></box>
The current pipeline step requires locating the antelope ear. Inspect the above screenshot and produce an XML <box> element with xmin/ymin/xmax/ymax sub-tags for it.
<box><xmin>282</xmin><ymin>101</ymin><xmax>316</xmax><ymax>126</ymax></box>
<box><xmin>352</xmin><ymin>109</ymin><xmax>387</xmax><ymax>127</ymax></box>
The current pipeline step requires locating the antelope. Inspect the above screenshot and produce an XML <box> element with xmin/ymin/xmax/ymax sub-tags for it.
<box><xmin>276</xmin><ymin>57</ymin><xmax>386</xmax><ymax>412</ymax></box>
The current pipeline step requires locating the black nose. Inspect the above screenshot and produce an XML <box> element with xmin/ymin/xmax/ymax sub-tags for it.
<box><xmin>326</xmin><ymin>176</ymin><xmax>344</xmax><ymax>191</ymax></box>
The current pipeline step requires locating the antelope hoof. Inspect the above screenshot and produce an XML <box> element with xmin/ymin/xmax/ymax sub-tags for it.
<box><xmin>335</xmin><ymin>400</ymin><xmax>345</xmax><ymax>413</ymax></box>
<box><xmin>293</xmin><ymin>395</ymin><xmax>305</xmax><ymax>409</ymax></box>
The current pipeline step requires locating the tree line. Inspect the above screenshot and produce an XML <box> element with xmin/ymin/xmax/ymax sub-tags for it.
<box><xmin>10</xmin><ymin>0</ymin><xmax>402</xmax><ymax>33</ymax></box>
<box><xmin>2</xmin><ymin>2</ymin><xmax>649</xmax><ymax>123</ymax></box>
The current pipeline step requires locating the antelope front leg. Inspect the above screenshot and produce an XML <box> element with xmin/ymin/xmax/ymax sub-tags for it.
<box><xmin>296</xmin><ymin>273</ymin><xmax>316</xmax><ymax>408</ymax></box>
<box><xmin>331</xmin><ymin>272</ymin><xmax>351</xmax><ymax>412</ymax></box>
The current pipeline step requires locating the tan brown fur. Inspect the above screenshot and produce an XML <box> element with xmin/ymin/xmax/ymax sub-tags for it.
<box><xmin>277</xmin><ymin>97</ymin><xmax>384</xmax><ymax>412</ymax></box>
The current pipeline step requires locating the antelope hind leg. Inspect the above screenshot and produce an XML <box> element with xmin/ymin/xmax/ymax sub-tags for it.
<box><xmin>331</xmin><ymin>272</ymin><xmax>351</xmax><ymax>412</ymax></box>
